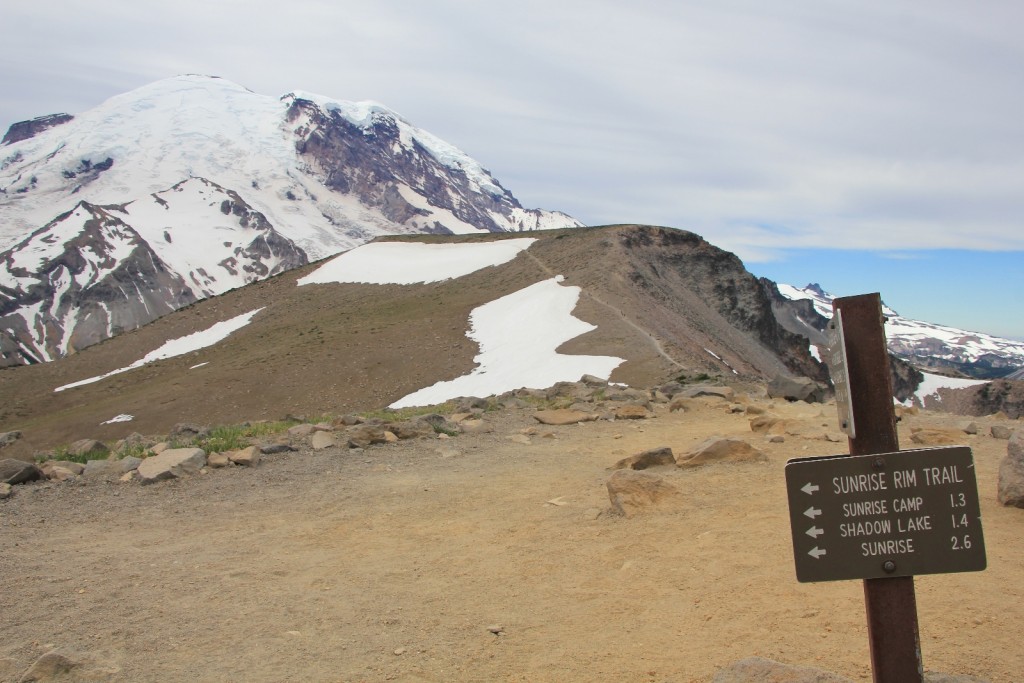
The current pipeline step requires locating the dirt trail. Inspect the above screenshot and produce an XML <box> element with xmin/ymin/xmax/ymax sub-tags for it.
<box><xmin>1</xmin><ymin>398</ymin><xmax>1021</xmax><ymax>682</ymax></box>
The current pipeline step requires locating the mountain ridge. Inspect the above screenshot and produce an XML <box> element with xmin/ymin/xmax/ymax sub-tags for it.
<box><xmin>1</xmin><ymin>75</ymin><xmax>580</xmax><ymax>366</ymax></box>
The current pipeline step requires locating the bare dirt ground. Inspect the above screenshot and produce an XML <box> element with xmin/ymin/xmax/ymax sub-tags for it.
<box><xmin>2</xmin><ymin>397</ymin><xmax>1021</xmax><ymax>682</ymax></box>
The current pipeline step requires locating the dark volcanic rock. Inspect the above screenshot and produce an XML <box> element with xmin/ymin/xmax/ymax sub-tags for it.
<box><xmin>2</xmin><ymin>113</ymin><xmax>74</xmax><ymax>145</ymax></box>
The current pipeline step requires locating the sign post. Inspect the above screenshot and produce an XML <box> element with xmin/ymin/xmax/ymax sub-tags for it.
<box><xmin>784</xmin><ymin>293</ymin><xmax>987</xmax><ymax>683</ymax></box>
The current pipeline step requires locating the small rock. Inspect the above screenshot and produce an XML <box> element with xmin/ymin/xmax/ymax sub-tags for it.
<box><xmin>287</xmin><ymin>423</ymin><xmax>317</xmax><ymax>439</ymax></box>
<box><xmin>383</xmin><ymin>431</ymin><xmax>399</xmax><ymax>443</ymax></box>
<box><xmin>910</xmin><ymin>428</ymin><xmax>964</xmax><ymax>446</ymax></box>
<box><xmin>676</xmin><ymin>438</ymin><xmax>767</xmax><ymax>468</ymax></box>
<box><xmin>1</xmin><ymin>458</ymin><xmax>44</xmax><ymax>485</ymax></box>
<box><xmin>606</xmin><ymin>469</ymin><xmax>681</xmax><ymax>517</ymax></box>
<box><xmin>207</xmin><ymin>452</ymin><xmax>232</xmax><ymax>468</ymax></box>
<box><xmin>766</xmin><ymin>435</ymin><xmax>785</xmax><ymax>443</ymax></box>
<box><xmin>0</xmin><ymin>482</ymin><xmax>12</xmax><ymax>499</ymax></box>
<box><xmin>614</xmin><ymin>404</ymin><xmax>649</xmax><ymax>420</ymax></box>
<box><xmin>487</xmin><ymin>624</ymin><xmax>504</xmax><ymax>635</ymax></box>
<box><xmin>259</xmin><ymin>442</ymin><xmax>296</xmax><ymax>454</ymax></box>
<box><xmin>136</xmin><ymin>448</ymin><xmax>207</xmax><ymax>485</ymax></box>
<box><xmin>18</xmin><ymin>649</ymin><xmax>82</xmax><ymax>682</ymax></box>
<box><xmin>228</xmin><ymin>446</ymin><xmax>261</xmax><ymax>467</ymax></box>
<box><xmin>311</xmin><ymin>431</ymin><xmax>338</xmax><ymax>450</ymax></box>
<box><xmin>991</xmin><ymin>425</ymin><xmax>1013</xmax><ymax>440</ymax></box>
<box><xmin>963</xmin><ymin>422</ymin><xmax>979</xmax><ymax>435</ymax></box>
<box><xmin>533</xmin><ymin>409</ymin><xmax>594</xmax><ymax>426</ymax></box>
<box><xmin>609</xmin><ymin>446</ymin><xmax>675</xmax><ymax>471</ymax></box>
<box><xmin>67</xmin><ymin>439</ymin><xmax>109</xmax><ymax>458</ymax></box>
<box><xmin>507</xmin><ymin>434</ymin><xmax>532</xmax><ymax>445</ymax></box>
<box><xmin>393</xmin><ymin>647</ymin><xmax>406</xmax><ymax>656</ymax></box>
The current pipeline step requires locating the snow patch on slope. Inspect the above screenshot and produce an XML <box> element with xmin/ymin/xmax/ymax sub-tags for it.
<box><xmin>297</xmin><ymin>239</ymin><xmax>536</xmax><ymax>286</ymax></box>
<box><xmin>390</xmin><ymin>277</ymin><xmax>624</xmax><ymax>408</ymax></box>
<box><xmin>54</xmin><ymin>308</ymin><xmax>263</xmax><ymax>392</ymax></box>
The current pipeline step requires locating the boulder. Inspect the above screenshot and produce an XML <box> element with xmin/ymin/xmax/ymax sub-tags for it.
<box><xmin>610</xmin><ymin>447</ymin><xmax>675</xmax><ymax>471</ymax></box>
<box><xmin>287</xmin><ymin>423</ymin><xmax>317</xmax><ymax>439</ymax></box>
<box><xmin>388</xmin><ymin>419</ymin><xmax>436</xmax><ymax>440</ymax></box>
<box><xmin>311</xmin><ymin>431</ymin><xmax>338</xmax><ymax>450</ymax></box>
<box><xmin>67</xmin><ymin>439</ymin><xmax>108</xmax><ymax>457</ymax></box>
<box><xmin>136</xmin><ymin>448</ymin><xmax>206</xmax><ymax>484</ymax></box>
<box><xmin>228</xmin><ymin>446</ymin><xmax>261</xmax><ymax>467</ymax></box>
<box><xmin>0</xmin><ymin>458</ymin><xmax>43</xmax><ymax>485</ymax></box>
<box><xmin>991</xmin><ymin>425</ymin><xmax>1013</xmax><ymax>440</ymax></box>
<box><xmin>767</xmin><ymin>375</ymin><xmax>826</xmax><ymax>403</ymax></box>
<box><xmin>712</xmin><ymin>657</ymin><xmax>852</xmax><ymax>682</ymax></box>
<box><xmin>676</xmin><ymin>438</ymin><xmax>767</xmax><ymax>468</ymax></box>
<box><xmin>997</xmin><ymin>430</ymin><xmax>1024</xmax><ymax>508</ymax></box>
<box><xmin>533</xmin><ymin>409</ymin><xmax>595</xmax><ymax>426</ymax></box>
<box><xmin>17</xmin><ymin>649</ymin><xmax>82</xmax><ymax>682</ymax></box>
<box><xmin>680</xmin><ymin>385</ymin><xmax>735</xmax><ymax>401</ymax></box>
<box><xmin>345</xmin><ymin>425</ymin><xmax>389</xmax><ymax>449</ymax></box>
<box><xmin>207</xmin><ymin>452</ymin><xmax>232</xmax><ymax>468</ymax></box>
<box><xmin>614</xmin><ymin>405</ymin><xmax>649</xmax><ymax>420</ymax></box>
<box><xmin>606</xmin><ymin>470</ymin><xmax>680</xmax><ymax>517</ymax></box>
<box><xmin>910</xmin><ymin>428</ymin><xmax>964</xmax><ymax>446</ymax></box>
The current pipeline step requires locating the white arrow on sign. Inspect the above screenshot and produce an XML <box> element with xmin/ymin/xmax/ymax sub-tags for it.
<box><xmin>803</xmin><ymin>506</ymin><xmax>822</xmax><ymax>519</ymax></box>
<box><xmin>808</xmin><ymin>547</ymin><xmax>827</xmax><ymax>559</ymax></box>
<box><xmin>801</xmin><ymin>482</ymin><xmax>819</xmax><ymax>495</ymax></box>
<box><xmin>805</xmin><ymin>526</ymin><xmax>824</xmax><ymax>538</ymax></box>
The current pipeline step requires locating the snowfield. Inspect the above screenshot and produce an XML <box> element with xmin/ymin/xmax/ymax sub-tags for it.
<box><xmin>390</xmin><ymin>276</ymin><xmax>625</xmax><ymax>408</ymax></box>
<box><xmin>297</xmin><ymin>239</ymin><xmax>536</xmax><ymax>286</ymax></box>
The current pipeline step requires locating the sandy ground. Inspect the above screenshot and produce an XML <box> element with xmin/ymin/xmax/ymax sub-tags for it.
<box><xmin>1</xmin><ymin>397</ymin><xmax>1021</xmax><ymax>682</ymax></box>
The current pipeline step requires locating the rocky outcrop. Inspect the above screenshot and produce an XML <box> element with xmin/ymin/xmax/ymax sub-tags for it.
<box><xmin>675</xmin><ymin>437</ymin><xmax>767</xmax><ymax>468</ymax></box>
<box><xmin>998</xmin><ymin>431</ymin><xmax>1024</xmax><ymax>507</ymax></box>
<box><xmin>606</xmin><ymin>469</ymin><xmax>681</xmax><ymax>517</ymax></box>
<box><xmin>2</xmin><ymin>113</ymin><xmax>74</xmax><ymax>145</ymax></box>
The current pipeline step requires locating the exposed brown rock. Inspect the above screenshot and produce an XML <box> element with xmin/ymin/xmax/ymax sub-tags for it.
<box><xmin>676</xmin><ymin>437</ymin><xmax>767</xmax><ymax>468</ymax></box>
<box><xmin>606</xmin><ymin>470</ymin><xmax>681</xmax><ymax>517</ymax></box>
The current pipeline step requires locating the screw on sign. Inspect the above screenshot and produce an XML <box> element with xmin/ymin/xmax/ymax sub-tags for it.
<box><xmin>783</xmin><ymin>294</ymin><xmax>987</xmax><ymax>683</ymax></box>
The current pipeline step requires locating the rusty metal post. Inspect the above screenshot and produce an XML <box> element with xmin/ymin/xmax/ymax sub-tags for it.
<box><xmin>834</xmin><ymin>293</ymin><xmax>923</xmax><ymax>683</ymax></box>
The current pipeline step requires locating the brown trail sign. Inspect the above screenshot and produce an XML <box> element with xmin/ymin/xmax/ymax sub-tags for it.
<box><xmin>783</xmin><ymin>293</ymin><xmax>987</xmax><ymax>683</ymax></box>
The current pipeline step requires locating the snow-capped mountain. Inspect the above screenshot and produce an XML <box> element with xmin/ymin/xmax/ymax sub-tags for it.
<box><xmin>777</xmin><ymin>283</ymin><xmax>1024</xmax><ymax>378</ymax></box>
<box><xmin>0</xmin><ymin>75</ymin><xmax>581</xmax><ymax>365</ymax></box>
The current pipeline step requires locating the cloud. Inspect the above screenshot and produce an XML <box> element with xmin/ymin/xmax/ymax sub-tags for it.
<box><xmin>2</xmin><ymin>0</ymin><xmax>1023</xmax><ymax>259</ymax></box>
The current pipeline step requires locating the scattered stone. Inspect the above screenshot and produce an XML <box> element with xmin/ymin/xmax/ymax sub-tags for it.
<box><xmin>43</xmin><ymin>465</ymin><xmax>77</xmax><ymax>482</ymax></box>
<box><xmin>169</xmin><ymin>423</ymin><xmax>209</xmax><ymax>441</ymax></box>
<box><xmin>0</xmin><ymin>458</ymin><xmax>43</xmax><ymax>485</ymax></box>
<box><xmin>393</xmin><ymin>647</ymin><xmax>406</xmax><ymax>656</ymax></box>
<box><xmin>767</xmin><ymin>375</ymin><xmax>827</xmax><ymax>403</ymax></box>
<box><xmin>114</xmin><ymin>432</ymin><xmax>152</xmax><ymax>454</ymax></box>
<box><xmin>712</xmin><ymin>656</ymin><xmax>852</xmax><ymax>682</ymax></box>
<box><xmin>151</xmin><ymin>442</ymin><xmax>170</xmax><ymax>455</ymax></box>
<box><xmin>748</xmin><ymin>415</ymin><xmax>795</xmax><ymax>435</ymax></box>
<box><xmin>991</xmin><ymin>425</ymin><xmax>1013</xmax><ymax>440</ymax></box>
<box><xmin>335</xmin><ymin>414</ymin><xmax>363</xmax><ymax>426</ymax></box>
<box><xmin>998</xmin><ymin>430</ymin><xmax>1024</xmax><ymax>508</ymax></box>
<box><xmin>67</xmin><ymin>439</ymin><xmax>108</xmax><ymax>457</ymax></box>
<box><xmin>744</xmin><ymin>404</ymin><xmax>767</xmax><ymax>415</ymax></box>
<box><xmin>345</xmin><ymin>425</ymin><xmax>388</xmax><ymax>449</ymax></box>
<box><xmin>613</xmin><ymin>404</ymin><xmax>649</xmax><ymax>420</ymax></box>
<box><xmin>136</xmin><ymin>448</ymin><xmax>207</xmax><ymax>485</ymax></box>
<box><xmin>311</xmin><ymin>431</ymin><xmax>338</xmax><ymax>450</ymax></box>
<box><xmin>458</xmin><ymin>419</ymin><xmax>492</xmax><ymax>435</ymax></box>
<box><xmin>82</xmin><ymin>459</ymin><xmax>121</xmax><ymax>479</ymax></box>
<box><xmin>767</xmin><ymin>435</ymin><xmax>785</xmax><ymax>443</ymax></box>
<box><xmin>823</xmin><ymin>433</ymin><xmax>845</xmax><ymax>443</ymax></box>
<box><xmin>288</xmin><ymin>423</ymin><xmax>317</xmax><ymax>439</ymax></box>
<box><xmin>668</xmin><ymin>397</ymin><xmax>695</xmax><ymax>412</ymax></box>
<box><xmin>606</xmin><ymin>469</ymin><xmax>680</xmax><ymax>517</ymax></box>
<box><xmin>507</xmin><ymin>434</ymin><xmax>531</xmax><ymax>445</ymax></box>
<box><xmin>18</xmin><ymin>649</ymin><xmax>82</xmax><ymax>682</ymax></box>
<box><xmin>0</xmin><ymin>430</ymin><xmax>22</xmax><ymax>449</ymax></box>
<box><xmin>676</xmin><ymin>437</ymin><xmax>767</xmax><ymax>468</ymax></box>
<box><xmin>207</xmin><ymin>452</ymin><xmax>232</xmax><ymax>468</ymax></box>
<box><xmin>118</xmin><ymin>456</ymin><xmax>142</xmax><ymax>472</ymax></box>
<box><xmin>388</xmin><ymin>419</ymin><xmax>435</xmax><ymax>440</ymax></box>
<box><xmin>228</xmin><ymin>446</ymin><xmax>261</xmax><ymax>467</ymax></box>
<box><xmin>417</xmin><ymin>413</ymin><xmax>461</xmax><ymax>434</ymax></box>
<box><xmin>609</xmin><ymin>446</ymin><xmax>675</xmax><ymax>471</ymax></box>
<box><xmin>0</xmin><ymin>482</ymin><xmax>11</xmax><ymax>499</ymax></box>
<box><xmin>963</xmin><ymin>422</ymin><xmax>979</xmax><ymax>435</ymax></box>
<box><xmin>487</xmin><ymin>624</ymin><xmax>505</xmax><ymax>635</ymax></box>
<box><xmin>680</xmin><ymin>385</ymin><xmax>735</xmax><ymax>401</ymax></box>
<box><xmin>383</xmin><ymin>431</ymin><xmax>399</xmax><ymax>443</ymax></box>
<box><xmin>910</xmin><ymin>428</ymin><xmax>964</xmax><ymax>446</ymax></box>
<box><xmin>533</xmin><ymin>409</ymin><xmax>595</xmax><ymax>426</ymax></box>
<box><xmin>259</xmin><ymin>442</ymin><xmax>295</xmax><ymax>454</ymax></box>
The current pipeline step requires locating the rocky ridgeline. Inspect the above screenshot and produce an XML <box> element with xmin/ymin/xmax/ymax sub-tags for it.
<box><xmin>2</xmin><ymin>375</ymin><xmax>1022</xmax><ymax>513</ymax></box>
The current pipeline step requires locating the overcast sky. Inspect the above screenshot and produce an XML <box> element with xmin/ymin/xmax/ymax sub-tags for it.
<box><xmin>2</xmin><ymin>1</ymin><xmax>1022</xmax><ymax>336</ymax></box>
